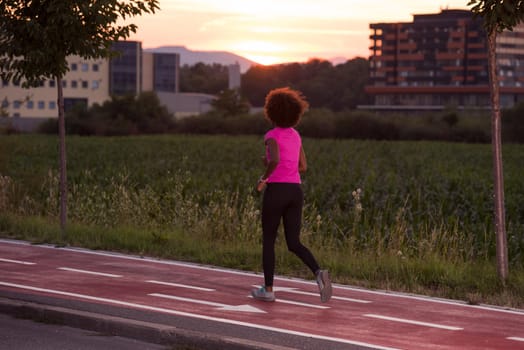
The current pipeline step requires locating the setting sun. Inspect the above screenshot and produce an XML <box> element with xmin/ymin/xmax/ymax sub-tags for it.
<box><xmin>230</xmin><ymin>40</ymin><xmax>287</xmax><ymax>65</ymax></box>
<box><xmin>241</xmin><ymin>54</ymin><xmax>282</xmax><ymax>66</ymax></box>
<box><xmin>124</xmin><ymin>1</ymin><xmax>471</xmax><ymax>64</ymax></box>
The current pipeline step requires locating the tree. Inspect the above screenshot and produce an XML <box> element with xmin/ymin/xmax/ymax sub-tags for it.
<box><xmin>502</xmin><ymin>101</ymin><xmax>524</xmax><ymax>143</ymax></box>
<box><xmin>211</xmin><ymin>89</ymin><xmax>250</xmax><ymax>116</ymax></box>
<box><xmin>468</xmin><ymin>0</ymin><xmax>524</xmax><ymax>282</ymax></box>
<box><xmin>240</xmin><ymin>58</ymin><xmax>370</xmax><ymax>110</ymax></box>
<box><xmin>179</xmin><ymin>62</ymin><xmax>229</xmax><ymax>94</ymax></box>
<box><xmin>0</xmin><ymin>0</ymin><xmax>159</xmax><ymax>234</ymax></box>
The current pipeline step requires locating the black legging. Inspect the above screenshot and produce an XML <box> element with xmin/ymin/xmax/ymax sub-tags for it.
<box><xmin>261</xmin><ymin>183</ymin><xmax>320</xmax><ymax>287</ymax></box>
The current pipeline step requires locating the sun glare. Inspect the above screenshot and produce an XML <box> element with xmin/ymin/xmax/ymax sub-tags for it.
<box><xmin>232</xmin><ymin>40</ymin><xmax>283</xmax><ymax>53</ymax></box>
<box><xmin>242</xmin><ymin>54</ymin><xmax>283</xmax><ymax>66</ymax></box>
<box><xmin>230</xmin><ymin>40</ymin><xmax>288</xmax><ymax>65</ymax></box>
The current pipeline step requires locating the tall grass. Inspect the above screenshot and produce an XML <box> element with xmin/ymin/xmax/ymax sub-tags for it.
<box><xmin>1</xmin><ymin>134</ymin><xmax>523</xmax><ymax>306</ymax></box>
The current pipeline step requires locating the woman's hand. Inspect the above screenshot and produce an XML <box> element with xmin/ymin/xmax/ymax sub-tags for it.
<box><xmin>257</xmin><ymin>176</ymin><xmax>268</xmax><ymax>192</ymax></box>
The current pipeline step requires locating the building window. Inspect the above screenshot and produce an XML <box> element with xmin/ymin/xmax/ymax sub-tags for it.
<box><xmin>81</xmin><ymin>63</ymin><xmax>89</xmax><ymax>72</ymax></box>
<box><xmin>2</xmin><ymin>79</ymin><xmax>8</xmax><ymax>87</ymax></box>
<box><xmin>92</xmin><ymin>80</ymin><xmax>100</xmax><ymax>89</ymax></box>
<box><xmin>49</xmin><ymin>80</ymin><xmax>55</xmax><ymax>87</ymax></box>
<box><xmin>92</xmin><ymin>64</ymin><xmax>99</xmax><ymax>72</ymax></box>
<box><xmin>27</xmin><ymin>101</ymin><xmax>34</xmax><ymax>109</ymax></box>
<box><xmin>49</xmin><ymin>101</ymin><xmax>56</xmax><ymax>109</ymax></box>
<box><xmin>71</xmin><ymin>80</ymin><xmax>78</xmax><ymax>88</ymax></box>
<box><xmin>71</xmin><ymin>63</ymin><xmax>78</xmax><ymax>71</ymax></box>
<box><xmin>81</xmin><ymin>80</ymin><xmax>88</xmax><ymax>89</ymax></box>
<box><xmin>13</xmin><ymin>100</ymin><xmax>21</xmax><ymax>109</ymax></box>
<box><xmin>153</xmin><ymin>53</ymin><xmax>179</xmax><ymax>92</ymax></box>
<box><xmin>1</xmin><ymin>99</ymin><xmax>8</xmax><ymax>108</ymax></box>
<box><xmin>38</xmin><ymin>101</ymin><xmax>45</xmax><ymax>109</ymax></box>
<box><xmin>109</xmin><ymin>41</ymin><xmax>141</xmax><ymax>96</ymax></box>
<box><xmin>62</xmin><ymin>80</ymin><xmax>67</xmax><ymax>88</ymax></box>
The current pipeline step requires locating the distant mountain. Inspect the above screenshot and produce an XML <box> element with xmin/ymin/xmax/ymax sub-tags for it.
<box><xmin>145</xmin><ymin>46</ymin><xmax>258</xmax><ymax>73</ymax></box>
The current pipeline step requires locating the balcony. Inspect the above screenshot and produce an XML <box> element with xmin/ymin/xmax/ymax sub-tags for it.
<box><xmin>397</xmin><ymin>53</ymin><xmax>424</xmax><ymax>60</ymax></box>
<box><xmin>436</xmin><ymin>52</ymin><xmax>463</xmax><ymax>60</ymax></box>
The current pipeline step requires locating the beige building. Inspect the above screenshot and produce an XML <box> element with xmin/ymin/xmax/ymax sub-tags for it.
<box><xmin>1</xmin><ymin>55</ymin><xmax>109</xmax><ymax>120</ymax></box>
<box><xmin>228</xmin><ymin>63</ymin><xmax>241</xmax><ymax>90</ymax></box>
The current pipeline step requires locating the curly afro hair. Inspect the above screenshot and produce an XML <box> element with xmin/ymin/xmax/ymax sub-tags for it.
<box><xmin>263</xmin><ymin>87</ymin><xmax>309</xmax><ymax>128</ymax></box>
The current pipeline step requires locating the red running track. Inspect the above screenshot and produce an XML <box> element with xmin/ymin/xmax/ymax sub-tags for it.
<box><xmin>1</xmin><ymin>239</ymin><xmax>523</xmax><ymax>350</ymax></box>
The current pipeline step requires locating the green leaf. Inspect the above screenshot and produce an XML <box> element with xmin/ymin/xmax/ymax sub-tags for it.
<box><xmin>0</xmin><ymin>0</ymin><xmax>160</xmax><ymax>80</ymax></box>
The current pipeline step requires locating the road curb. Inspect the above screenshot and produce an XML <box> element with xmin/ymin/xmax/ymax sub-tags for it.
<box><xmin>0</xmin><ymin>297</ymin><xmax>294</xmax><ymax>350</ymax></box>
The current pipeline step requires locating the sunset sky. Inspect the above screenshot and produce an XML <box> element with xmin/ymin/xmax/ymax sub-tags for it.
<box><xmin>125</xmin><ymin>0</ymin><xmax>472</xmax><ymax>65</ymax></box>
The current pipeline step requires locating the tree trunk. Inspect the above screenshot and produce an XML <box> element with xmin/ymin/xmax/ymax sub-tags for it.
<box><xmin>487</xmin><ymin>30</ymin><xmax>508</xmax><ymax>282</ymax></box>
<box><xmin>57</xmin><ymin>76</ymin><xmax>67</xmax><ymax>236</ymax></box>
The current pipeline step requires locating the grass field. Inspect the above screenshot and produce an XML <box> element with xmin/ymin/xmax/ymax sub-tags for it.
<box><xmin>1</xmin><ymin>134</ymin><xmax>523</xmax><ymax>307</ymax></box>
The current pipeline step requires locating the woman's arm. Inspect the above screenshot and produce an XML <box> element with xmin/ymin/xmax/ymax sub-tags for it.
<box><xmin>262</xmin><ymin>138</ymin><xmax>279</xmax><ymax>178</ymax></box>
<box><xmin>257</xmin><ymin>138</ymin><xmax>279</xmax><ymax>191</ymax></box>
<box><xmin>298</xmin><ymin>146</ymin><xmax>307</xmax><ymax>173</ymax></box>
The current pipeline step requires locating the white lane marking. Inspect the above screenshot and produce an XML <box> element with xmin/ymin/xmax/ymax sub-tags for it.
<box><xmin>247</xmin><ymin>295</ymin><xmax>329</xmax><ymax>310</ymax></box>
<box><xmin>5</xmin><ymin>239</ymin><xmax>523</xmax><ymax>317</ymax></box>
<box><xmin>508</xmin><ymin>337</ymin><xmax>524</xmax><ymax>342</ymax></box>
<box><xmin>57</xmin><ymin>267</ymin><xmax>122</xmax><ymax>278</ymax></box>
<box><xmin>273</xmin><ymin>286</ymin><xmax>371</xmax><ymax>304</ymax></box>
<box><xmin>149</xmin><ymin>293</ymin><xmax>264</xmax><ymax>313</ymax></box>
<box><xmin>146</xmin><ymin>280</ymin><xmax>215</xmax><ymax>292</ymax></box>
<box><xmin>274</xmin><ymin>298</ymin><xmax>330</xmax><ymax>309</ymax></box>
<box><xmin>332</xmin><ymin>295</ymin><xmax>371</xmax><ymax>303</ymax></box>
<box><xmin>0</xmin><ymin>281</ymin><xmax>400</xmax><ymax>350</ymax></box>
<box><xmin>364</xmin><ymin>314</ymin><xmax>463</xmax><ymax>331</ymax></box>
<box><xmin>0</xmin><ymin>258</ymin><xmax>35</xmax><ymax>265</ymax></box>
<box><xmin>253</xmin><ymin>286</ymin><xmax>332</xmax><ymax>308</ymax></box>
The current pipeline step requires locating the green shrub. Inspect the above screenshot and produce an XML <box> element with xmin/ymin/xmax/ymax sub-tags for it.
<box><xmin>503</xmin><ymin>102</ymin><xmax>524</xmax><ymax>143</ymax></box>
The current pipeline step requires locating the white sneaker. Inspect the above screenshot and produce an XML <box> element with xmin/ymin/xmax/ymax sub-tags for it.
<box><xmin>251</xmin><ymin>286</ymin><xmax>275</xmax><ymax>302</ymax></box>
<box><xmin>316</xmin><ymin>270</ymin><xmax>332</xmax><ymax>303</ymax></box>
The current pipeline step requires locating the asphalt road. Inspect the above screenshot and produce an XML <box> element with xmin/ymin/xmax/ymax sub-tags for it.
<box><xmin>0</xmin><ymin>312</ymin><xmax>170</xmax><ymax>350</ymax></box>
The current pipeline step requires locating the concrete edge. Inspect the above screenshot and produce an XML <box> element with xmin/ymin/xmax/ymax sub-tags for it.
<box><xmin>0</xmin><ymin>297</ymin><xmax>294</xmax><ymax>350</ymax></box>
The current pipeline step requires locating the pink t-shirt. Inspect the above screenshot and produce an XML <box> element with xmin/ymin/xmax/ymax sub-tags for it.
<box><xmin>264</xmin><ymin>127</ymin><xmax>301</xmax><ymax>184</ymax></box>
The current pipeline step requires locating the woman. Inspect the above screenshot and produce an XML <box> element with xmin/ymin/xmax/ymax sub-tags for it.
<box><xmin>252</xmin><ymin>87</ymin><xmax>332</xmax><ymax>303</ymax></box>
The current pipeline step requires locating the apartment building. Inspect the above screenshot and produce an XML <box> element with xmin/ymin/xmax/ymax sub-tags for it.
<box><xmin>1</xmin><ymin>55</ymin><xmax>109</xmax><ymax>120</ymax></box>
<box><xmin>1</xmin><ymin>41</ymin><xmax>188</xmax><ymax>131</ymax></box>
<box><xmin>365</xmin><ymin>9</ymin><xmax>524</xmax><ymax>111</ymax></box>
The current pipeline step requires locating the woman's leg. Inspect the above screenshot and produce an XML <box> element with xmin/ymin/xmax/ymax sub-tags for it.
<box><xmin>282</xmin><ymin>185</ymin><xmax>320</xmax><ymax>274</ymax></box>
<box><xmin>261</xmin><ymin>185</ymin><xmax>283</xmax><ymax>288</ymax></box>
